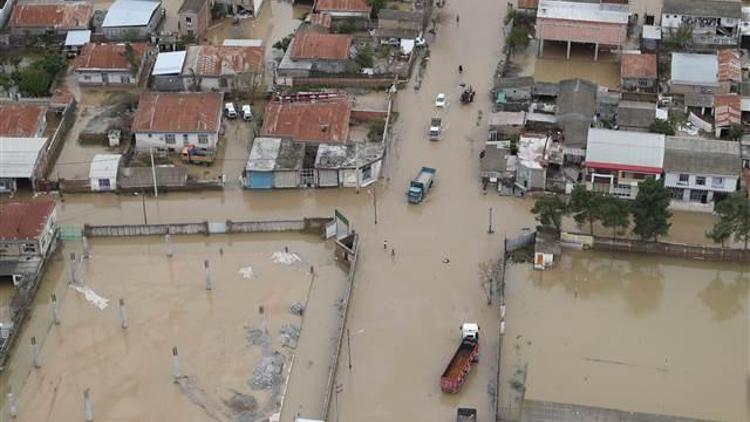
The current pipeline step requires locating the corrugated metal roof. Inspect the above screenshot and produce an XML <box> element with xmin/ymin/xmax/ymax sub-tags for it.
<box><xmin>223</xmin><ymin>39</ymin><xmax>264</xmax><ymax>47</ymax></box>
<box><xmin>152</xmin><ymin>50</ymin><xmax>186</xmax><ymax>75</ymax></box>
<box><xmin>0</xmin><ymin>103</ymin><xmax>46</xmax><ymax>137</ymax></box>
<box><xmin>585</xmin><ymin>128</ymin><xmax>665</xmax><ymax>170</ymax></box>
<box><xmin>537</xmin><ymin>0</ymin><xmax>629</xmax><ymax>24</ymax></box>
<box><xmin>670</xmin><ymin>53</ymin><xmax>718</xmax><ymax>86</ymax></box>
<box><xmin>664</xmin><ymin>137</ymin><xmax>740</xmax><ymax>175</ymax></box>
<box><xmin>246</xmin><ymin>137</ymin><xmax>281</xmax><ymax>171</ymax></box>
<box><xmin>65</xmin><ymin>29</ymin><xmax>91</xmax><ymax>46</ymax></box>
<box><xmin>102</xmin><ymin>0</ymin><xmax>160</xmax><ymax>28</ymax></box>
<box><xmin>315</xmin><ymin>0</ymin><xmax>370</xmax><ymax>13</ymax></box>
<box><xmin>0</xmin><ymin>200</ymin><xmax>55</xmax><ymax>241</ymax></box>
<box><xmin>621</xmin><ymin>53</ymin><xmax>657</xmax><ymax>79</ymax></box>
<box><xmin>261</xmin><ymin>96</ymin><xmax>351</xmax><ymax>143</ymax></box>
<box><xmin>663</xmin><ymin>0</ymin><xmax>741</xmax><ymax>19</ymax></box>
<box><xmin>290</xmin><ymin>32</ymin><xmax>352</xmax><ymax>60</ymax></box>
<box><xmin>131</xmin><ymin>92</ymin><xmax>223</xmax><ymax>134</ymax></box>
<box><xmin>642</xmin><ymin>25</ymin><xmax>661</xmax><ymax>40</ymax></box>
<box><xmin>714</xmin><ymin>94</ymin><xmax>742</xmax><ymax>128</ymax></box>
<box><xmin>9</xmin><ymin>2</ymin><xmax>92</xmax><ymax>29</ymax></box>
<box><xmin>89</xmin><ymin>154</ymin><xmax>121</xmax><ymax>179</ymax></box>
<box><xmin>0</xmin><ymin>137</ymin><xmax>46</xmax><ymax>179</ymax></box>
<box><xmin>183</xmin><ymin>45</ymin><xmax>264</xmax><ymax>77</ymax></box>
<box><xmin>72</xmin><ymin>43</ymin><xmax>148</xmax><ymax>71</ymax></box>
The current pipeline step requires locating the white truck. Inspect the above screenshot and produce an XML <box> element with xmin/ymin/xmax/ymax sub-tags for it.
<box><xmin>429</xmin><ymin>117</ymin><xmax>442</xmax><ymax>141</ymax></box>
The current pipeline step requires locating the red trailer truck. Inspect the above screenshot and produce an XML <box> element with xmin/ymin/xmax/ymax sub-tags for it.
<box><xmin>440</xmin><ymin>323</ymin><xmax>480</xmax><ymax>393</ymax></box>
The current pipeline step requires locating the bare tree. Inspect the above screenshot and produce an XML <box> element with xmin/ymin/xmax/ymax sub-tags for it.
<box><xmin>232</xmin><ymin>70</ymin><xmax>263</xmax><ymax>100</ymax></box>
<box><xmin>478</xmin><ymin>258</ymin><xmax>502</xmax><ymax>305</ymax></box>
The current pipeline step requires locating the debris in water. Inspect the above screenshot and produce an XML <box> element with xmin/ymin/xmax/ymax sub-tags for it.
<box><xmin>289</xmin><ymin>302</ymin><xmax>305</xmax><ymax>316</ymax></box>
<box><xmin>245</xmin><ymin>327</ymin><xmax>271</xmax><ymax>348</ymax></box>
<box><xmin>249</xmin><ymin>352</ymin><xmax>285</xmax><ymax>390</ymax></box>
<box><xmin>238</xmin><ymin>266</ymin><xmax>254</xmax><ymax>279</ymax></box>
<box><xmin>177</xmin><ymin>376</ymin><xmax>226</xmax><ymax>421</ymax></box>
<box><xmin>69</xmin><ymin>284</ymin><xmax>109</xmax><ymax>310</ymax></box>
<box><xmin>271</xmin><ymin>251</ymin><xmax>301</xmax><ymax>265</ymax></box>
<box><xmin>279</xmin><ymin>324</ymin><xmax>300</xmax><ymax>349</ymax></box>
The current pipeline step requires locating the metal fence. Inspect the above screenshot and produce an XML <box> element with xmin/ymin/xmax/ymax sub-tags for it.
<box><xmin>592</xmin><ymin>237</ymin><xmax>750</xmax><ymax>262</ymax></box>
<box><xmin>83</xmin><ymin>218</ymin><xmax>333</xmax><ymax>237</ymax></box>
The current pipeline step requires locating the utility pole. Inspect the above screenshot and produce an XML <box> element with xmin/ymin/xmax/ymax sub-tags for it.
<box><xmin>334</xmin><ymin>384</ymin><xmax>344</xmax><ymax>422</ymax></box>
<box><xmin>150</xmin><ymin>147</ymin><xmax>158</xmax><ymax>198</ymax></box>
<box><xmin>347</xmin><ymin>328</ymin><xmax>352</xmax><ymax>370</ymax></box>
<box><xmin>371</xmin><ymin>186</ymin><xmax>378</xmax><ymax>225</ymax></box>
<box><xmin>141</xmin><ymin>190</ymin><xmax>148</xmax><ymax>225</ymax></box>
<box><xmin>488</xmin><ymin>207</ymin><xmax>494</xmax><ymax>234</ymax></box>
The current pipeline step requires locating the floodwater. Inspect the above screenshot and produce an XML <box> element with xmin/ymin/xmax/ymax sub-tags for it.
<box><xmin>500</xmin><ymin>250</ymin><xmax>749</xmax><ymax>421</ymax></box>
<box><xmin>1</xmin><ymin>234</ymin><xmax>347</xmax><ymax>422</ymax></box>
<box><xmin>534</xmin><ymin>41</ymin><xmax>620</xmax><ymax>88</ymax></box>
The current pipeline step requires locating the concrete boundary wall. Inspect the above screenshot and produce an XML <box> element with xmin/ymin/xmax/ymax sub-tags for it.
<box><xmin>83</xmin><ymin>218</ymin><xmax>333</xmax><ymax>237</ymax></box>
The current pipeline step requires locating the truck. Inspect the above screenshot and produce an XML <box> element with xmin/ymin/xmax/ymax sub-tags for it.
<box><xmin>440</xmin><ymin>323</ymin><xmax>479</xmax><ymax>394</ymax></box>
<box><xmin>406</xmin><ymin>166</ymin><xmax>436</xmax><ymax>204</ymax></box>
<box><xmin>181</xmin><ymin>145</ymin><xmax>216</xmax><ymax>165</ymax></box>
<box><xmin>460</xmin><ymin>85</ymin><xmax>475</xmax><ymax>104</ymax></box>
<box><xmin>429</xmin><ymin>117</ymin><xmax>442</xmax><ymax>141</ymax></box>
<box><xmin>457</xmin><ymin>408</ymin><xmax>477</xmax><ymax>422</ymax></box>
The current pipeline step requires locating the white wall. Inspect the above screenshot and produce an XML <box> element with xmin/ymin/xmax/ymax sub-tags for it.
<box><xmin>661</xmin><ymin>14</ymin><xmax>682</xmax><ymax>29</ymax></box>
<box><xmin>77</xmin><ymin>70</ymin><xmax>136</xmax><ymax>85</ymax></box>
<box><xmin>664</xmin><ymin>172</ymin><xmax>738</xmax><ymax>192</ymax></box>
<box><xmin>135</xmin><ymin>132</ymin><xmax>218</xmax><ymax>152</ymax></box>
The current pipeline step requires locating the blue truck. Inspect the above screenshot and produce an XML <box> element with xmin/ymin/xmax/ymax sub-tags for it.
<box><xmin>407</xmin><ymin>166</ymin><xmax>436</xmax><ymax>204</ymax></box>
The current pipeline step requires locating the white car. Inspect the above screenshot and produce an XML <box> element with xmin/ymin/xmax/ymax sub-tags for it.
<box><xmin>415</xmin><ymin>35</ymin><xmax>426</xmax><ymax>47</ymax></box>
<box><xmin>241</xmin><ymin>104</ymin><xmax>253</xmax><ymax>121</ymax></box>
<box><xmin>435</xmin><ymin>93</ymin><xmax>447</xmax><ymax>108</ymax></box>
<box><xmin>224</xmin><ymin>102</ymin><xmax>238</xmax><ymax>119</ymax></box>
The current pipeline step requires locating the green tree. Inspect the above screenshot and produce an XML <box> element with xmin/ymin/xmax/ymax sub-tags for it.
<box><xmin>649</xmin><ymin>119</ymin><xmax>675</xmax><ymax>135</ymax></box>
<box><xmin>710</xmin><ymin>193</ymin><xmax>750</xmax><ymax>250</ymax></box>
<box><xmin>599</xmin><ymin>196</ymin><xmax>630</xmax><ymax>238</ymax></box>
<box><xmin>367</xmin><ymin>0</ymin><xmax>385</xmax><ymax>19</ymax></box>
<box><xmin>568</xmin><ymin>184</ymin><xmax>602</xmax><ymax>235</ymax></box>
<box><xmin>506</xmin><ymin>26</ymin><xmax>530</xmax><ymax>56</ymax></box>
<box><xmin>727</xmin><ymin>124</ymin><xmax>744</xmax><ymax>142</ymax></box>
<box><xmin>273</xmin><ymin>34</ymin><xmax>293</xmax><ymax>52</ymax></box>
<box><xmin>531</xmin><ymin>195</ymin><xmax>567</xmax><ymax>232</ymax></box>
<box><xmin>367</xmin><ymin>120</ymin><xmax>385</xmax><ymax>142</ymax></box>
<box><xmin>663</xmin><ymin>25</ymin><xmax>693</xmax><ymax>50</ymax></box>
<box><xmin>122</xmin><ymin>43</ymin><xmax>141</xmax><ymax>76</ymax></box>
<box><xmin>631</xmin><ymin>178</ymin><xmax>672</xmax><ymax>241</ymax></box>
<box><xmin>13</xmin><ymin>67</ymin><xmax>51</xmax><ymax>97</ymax></box>
<box><xmin>355</xmin><ymin>45</ymin><xmax>374</xmax><ymax>69</ymax></box>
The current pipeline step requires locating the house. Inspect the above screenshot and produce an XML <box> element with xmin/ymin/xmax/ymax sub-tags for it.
<box><xmin>64</xmin><ymin>29</ymin><xmax>91</xmax><ymax>56</ymax></box>
<box><xmin>0</xmin><ymin>200</ymin><xmax>57</xmax><ymax>259</ymax></box>
<box><xmin>313</xmin><ymin>0</ymin><xmax>371</xmax><ymax>29</ymax></box>
<box><xmin>315</xmin><ymin>143</ymin><xmax>383</xmax><ymax>188</ymax></box>
<box><xmin>556</xmin><ymin>79</ymin><xmax>597</xmax><ymax>159</ymax></box>
<box><xmin>0</xmin><ymin>103</ymin><xmax>47</xmax><ymax>138</ymax></box>
<box><xmin>0</xmin><ymin>137</ymin><xmax>47</xmax><ymax>194</ymax></box>
<box><xmin>480</xmin><ymin>141</ymin><xmax>510</xmax><ymax>186</ymax></box>
<box><xmin>663</xmin><ymin>137</ymin><xmax>740</xmax><ymax>211</ymax></box>
<box><xmin>71</xmin><ymin>43</ymin><xmax>148</xmax><ymax>86</ymax></box>
<box><xmin>89</xmin><ymin>154</ymin><xmax>121</xmax><ymax>192</ymax></box>
<box><xmin>494</xmin><ymin>77</ymin><xmax>533</xmax><ymax>112</ymax></box>
<box><xmin>713</xmin><ymin>94</ymin><xmax>742</xmax><ymax>137</ymax></box>
<box><xmin>620</xmin><ymin>52</ymin><xmax>657</xmax><ymax>93</ymax></box>
<box><xmin>178</xmin><ymin>0</ymin><xmax>210</xmax><ymax>40</ymax></box>
<box><xmin>151</xmin><ymin>50</ymin><xmax>187</xmax><ymax>91</ymax></box>
<box><xmin>616</xmin><ymin>101</ymin><xmax>656</xmax><ymax>131</ymax></box>
<box><xmin>535</xmin><ymin>0</ymin><xmax>629</xmax><ymax>60</ymax></box>
<box><xmin>377</xmin><ymin>9</ymin><xmax>422</xmax><ymax>40</ymax></box>
<box><xmin>662</xmin><ymin>0</ymin><xmax>741</xmax><ymax>48</ymax></box>
<box><xmin>244</xmin><ymin>137</ymin><xmax>305</xmax><ymax>189</ymax></box>
<box><xmin>181</xmin><ymin>45</ymin><xmax>264</xmax><ymax>92</ymax></box>
<box><xmin>131</xmin><ymin>92</ymin><xmax>223</xmax><ymax>152</ymax></box>
<box><xmin>641</xmin><ymin>25</ymin><xmax>661</xmax><ymax>52</ymax></box>
<box><xmin>261</xmin><ymin>94</ymin><xmax>352</xmax><ymax>144</ymax></box>
<box><xmin>8</xmin><ymin>2</ymin><xmax>92</xmax><ymax>36</ymax></box>
<box><xmin>101</xmin><ymin>0</ymin><xmax>162</xmax><ymax>41</ymax></box>
<box><xmin>584</xmin><ymin>128</ymin><xmax>666</xmax><ymax>199</ymax></box>
<box><xmin>488</xmin><ymin>111</ymin><xmax>526</xmax><ymax>136</ymax></box>
<box><xmin>515</xmin><ymin>134</ymin><xmax>549</xmax><ymax>192</ymax></box>
<box><xmin>278</xmin><ymin>32</ymin><xmax>352</xmax><ymax>78</ymax></box>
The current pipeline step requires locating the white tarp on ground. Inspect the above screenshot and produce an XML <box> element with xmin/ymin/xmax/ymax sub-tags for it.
<box><xmin>0</xmin><ymin>137</ymin><xmax>46</xmax><ymax>178</ymax></box>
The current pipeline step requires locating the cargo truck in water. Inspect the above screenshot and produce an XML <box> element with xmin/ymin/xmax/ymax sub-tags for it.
<box><xmin>407</xmin><ymin>166</ymin><xmax>436</xmax><ymax>204</ymax></box>
<box><xmin>440</xmin><ymin>323</ymin><xmax>479</xmax><ymax>393</ymax></box>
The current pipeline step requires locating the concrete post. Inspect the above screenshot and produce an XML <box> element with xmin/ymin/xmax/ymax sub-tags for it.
<box><xmin>259</xmin><ymin>306</ymin><xmax>267</xmax><ymax>334</ymax></box>
<box><xmin>594</xmin><ymin>43</ymin><xmax>599</xmax><ymax>61</ymax></box>
<box><xmin>172</xmin><ymin>347</ymin><xmax>181</xmax><ymax>381</ymax></box>
<box><xmin>51</xmin><ymin>293</ymin><xmax>60</xmax><ymax>325</ymax></box>
<box><xmin>566</xmin><ymin>40</ymin><xmax>572</xmax><ymax>60</ymax></box>
<box><xmin>7</xmin><ymin>391</ymin><xmax>17</xmax><ymax>418</ymax></box>
<box><xmin>31</xmin><ymin>336</ymin><xmax>41</xmax><ymax>368</ymax></box>
<box><xmin>538</xmin><ymin>38</ymin><xmax>544</xmax><ymax>57</ymax></box>
<box><xmin>118</xmin><ymin>299</ymin><xmax>128</xmax><ymax>329</ymax></box>
<box><xmin>203</xmin><ymin>259</ymin><xmax>212</xmax><ymax>290</ymax></box>
<box><xmin>70</xmin><ymin>252</ymin><xmax>80</xmax><ymax>284</ymax></box>
<box><xmin>81</xmin><ymin>236</ymin><xmax>90</xmax><ymax>259</ymax></box>
<box><xmin>165</xmin><ymin>234</ymin><xmax>174</xmax><ymax>257</ymax></box>
<box><xmin>83</xmin><ymin>389</ymin><xmax>93</xmax><ymax>422</ymax></box>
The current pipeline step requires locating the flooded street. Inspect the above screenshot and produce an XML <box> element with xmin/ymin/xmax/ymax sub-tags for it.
<box><xmin>501</xmin><ymin>250</ymin><xmax>749</xmax><ymax>421</ymax></box>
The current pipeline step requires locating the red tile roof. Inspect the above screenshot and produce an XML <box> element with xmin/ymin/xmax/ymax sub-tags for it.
<box><xmin>0</xmin><ymin>200</ymin><xmax>55</xmax><ymax>241</ymax></box>
<box><xmin>131</xmin><ymin>92</ymin><xmax>223</xmax><ymax>134</ymax></box>
<box><xmin>315</xmin><ymin>0</ymin><xmax>371</xmax><ymax>13</ymax></box>
<box><xmin>9</xmin><ymin>3</ymin><xmax>93</xmax><ymax>29</ymax></box>
<box><xmin>621</xmin><ymin>53</ymin><xmax>657</xmax><ymax>80</ymax></box>
<box><xmin>714</xmin><ymin>94</ymin><xmax>741</xmax><ymax>128</ymax></box>
<box><xmin>718</xmin><ymin>49</ymin><xmax>741</xmax><ymax>83</ymax></box>
<box><xmin>309</xmin><ymin>12</ymin><xmax>332</xmax><ymax>29</ymax></box>
<box><xmin>184</xmin><ymin>45</ymin><xmax>264</xmax><ymax>77</ymax></box>
<box><xmin>0</xmin><ymin>103</ymin><xmax>46</xmax><ymax>137</ymax></box>
<box><xmin>261</xmin><ymin>95</ymin><xmax>351</xmax><ymax>143</ymax></box>
<box><xmin>518</xmin><ymin>0</ymin><xmax>539</xmax><ymax>9</ymax></box>
<box><xmin>72</xmin><ymin>43</ymin><xmax>147</xmax><ymax>71</ymax></box>
<box><xmin>290</xmin><ymin>32</ymin><xmax>352</xmax><ymax>60</ymax></box>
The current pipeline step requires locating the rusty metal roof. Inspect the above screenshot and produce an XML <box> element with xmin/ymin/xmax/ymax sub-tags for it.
<box><xmin>620</xmin><ymin>53</ymin><xmax>657</xmax><ymax>80</ymax></box>
<box><xmin>131</xmin><ymin>92</ymin><xmax>223</xmax><ymax>134</ymax></box>
<box><xmin>315</xmin><ymin>0</ymin><xmax>371</xmax><ymax>13</ymax></box>
<box><xmin>183</xmin><ymin>45</ymin><xmax>264</xmax><ymax>77</ymax></box>
<box><xmin>0</xmin><ymin>200</ymin><xmax>55</xmax><ymax>241</ymax></box>
<box><xmin>290</xmin><ymin>32</ymin><xmax>352</xmax><ymax>60</ymax></box>
<box><xmin>718</xmin><ymin>49</ymin><xmax>742</xmax><ymax>83</ymax></box>
<box><xmin>714</xmin><ymin>94</ymin><xmax>742</xmax><ymax>128</ymax></box>
<box><xmin>72</xmin><ymin>42</ymin><xmax>147</xmax><ymax>71</ymax></box>
<box><xmin>9</xmin><ymin>2</ymin><xmax>92</xmax><ymax>29</ymax></box>
<box><xmin>0</xmin><ymin>103</ymin><xmax>46</xmax><ymax>137</ymax></box>
<box><xmin>261</xmin><ymin>95</ymin><xmax>351</xmax><ymax>144</ymax></box>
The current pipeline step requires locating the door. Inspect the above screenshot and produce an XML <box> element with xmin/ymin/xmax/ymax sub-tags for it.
<box><xmin>99</xmin><ymin>178</ymin><xmax>111</xmax><ymax>191</ymax></box>
<box><xmin>318</xmin><ymin>169</ymin><xmax>339</xmax><ymax>187</ymax></box>
<box><xmin>248</xmin><ymin>171</ymin><xmax>273</xmax><ymax>189</ymax></box>
<box><xmin>102</xmin><ymin>73</ymin><xmax>109</xmax><ymax>84</ymax></box>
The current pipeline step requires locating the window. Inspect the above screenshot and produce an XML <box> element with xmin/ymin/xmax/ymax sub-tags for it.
<box><xmin>165</xmin><ymin>134</ymin><xmax>176</xmax><ymax>145</ymax></box>
<box><xmin>83</xmin><ymin>75</ymin><xmax>91</xmax><ymax>80</ymax></box>
<box><xmin>185</xmin><ymin>16</ymin><xmax>192</xmax><ymax>24</ymax></box>
<box><xmin>712</xmin><ymin>177</ymin><xmax>724</xmax><ymax>188</ymax></box>
<box><xmin>120</xmin><ymin>75</ymin><xmax>130</xmax><ymax>83</ymax></box>
<box><xmin>696</xmin><ymin>176</ymin><xmax>706</xmax><ymax>186</ymax></box>
<box><xmin>678</xmin><ymin>174</ymin><xmax>689</xmax><ymax>185</ymax></box>
<box><xmin>198</xmin><ymin>134</ymin><xmax>208</xmax><ymax>145</ymax></box>
<box><xmin>669</xmin><ymin>187</ymin><xmax>684</xmax><ymax>200</ymax></box>
<box><xmin>183</xmin><ymin>134</ymin><xmax>189</xmax><ymax>146</ymax></box>
<box><xmin>690</xmin><ymin>189</ymin><xmax>708</xmax><ymax>203</ymax></box>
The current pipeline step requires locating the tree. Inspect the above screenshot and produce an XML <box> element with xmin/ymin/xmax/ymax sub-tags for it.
<box><xmin>367</xmin><ymin>120</ymin><xmax>385</xmax><ymax>142</ymax></box>
<box><xmin>506</xmin><ymin>26</ymin><xmax>530</xmax><ymax>56</ymax></box>
<box><xmin>13</xmin><ymin>67</ymin><xmax>51</xmax><ymax>97</ymax></box>
<box><xmin>233</xmin><ymin>70</ymin><xmax>263</xmax><ymax>100</ymax></box>
<box><xmin>568</xmin><ymin>184</ymin><xmax>602</xmax><ymax>235</ymax></box>
<box><xmin>710</xmin><ymin>193</ymin><xmax>750</xmax><ymax>250</ymax></box>
<box><xmin>367</xmin><ymin>0</ymin><xmax>385</xmax><ymax>19</ymax></box>
<box><xmin>122</xmin><ymin>43</ymin><xmax>141</xmax><ymax>76</ymax></box>
<box><xmin>273</xmin><ymin>34</ymin><xmax>293</xmax><ymax>52</ymax></box>
<box><xmin>599</xmin><ymin>196</ymin><xmax>630</xmax><ymax>238</ymax></box>
<box><xmin>663</xmin><ymin>25</ymin><xmax>693</xmax><ymax>50</ymax></box>
<box><xmin>727</xmin><ymin>124</ymin><xmax>744</xmax><ymax>142</ymax></box>
<box><xmin>355</xmin><ymin>45</ymin><xmax>374</xmax><ymax>69</ymax></box>
<box><xmin>531</xmin><ymin>195</ymin><xmax>567</xmax><ymax>232</ymax></box>
<box><xmin>631</xmin><ymin>178</ymin><xmax>672</xmax><ymax>241</ymax></box>
<box><xmin>649</xmin><ymin>119</ymin><xmax>675</xmax><ymax>135</ymax></box>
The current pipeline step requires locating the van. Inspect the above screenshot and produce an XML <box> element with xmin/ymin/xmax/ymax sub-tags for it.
<box><xmin>224</xmin><ymin>102</ymin><xmax>238</xmax><ymax>118</ymax></box>
<box><xmin>241</xmin><ymin>104</ymin><xmax>253</xmax><ymax>121</ymax></box>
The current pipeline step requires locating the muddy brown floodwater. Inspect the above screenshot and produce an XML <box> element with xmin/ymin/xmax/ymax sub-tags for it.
<box><xmin>501</xmin><ymin>250</ymin><xmax>749</xmax><ymax>422</ymax></box>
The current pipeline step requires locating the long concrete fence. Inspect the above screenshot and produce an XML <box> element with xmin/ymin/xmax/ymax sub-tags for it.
<box><xmin>83</xmin><ymin>218</ymin><xmax>333</xmax><ymax>237</ymax></box>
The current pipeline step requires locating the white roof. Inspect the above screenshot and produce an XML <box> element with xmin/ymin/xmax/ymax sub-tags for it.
<box><xmin>670</xmin><ymin>53</ymin><xmax>718</xmax><ymax>86</ymax></box>
<box><xmin>65</xmin><ymin>30</ymin><xmax>92</xmax><ymax>47</ymax></box>
<box><xmin>223</xmin><ymin>39</ymin><xmax>263</xmax><ymax>47</ymax></box>
<box><xmin>89</xmin><ymin>154</ymin><xmax>122</xmax><ymax>179</ymax></box>
<box><xmin>538</xmin><ymin>0</ymin><xmax>629</xmax><ymax>24</ymax></box>
<box><xmin>246</xmin><ymin>137</ymin><xmax>281</xmax><ymax>171</ymax></box>
<box><xmin>152</xmin><ymin>51</ymin><xmax>186</xmax><ymax>75</ymax></box>
<box><xmin>586</xmin><ymin>128</ymin><xmax>665</xmax><ymax>170</ymax></box>
<box><xmin>102</xmin><ymin>0</ymin><xmax>161</xmax><ymax>28</ymax></box>
<box><xmin>400</xmin><ymin>39</ymin><xmax>415</xmax><ymax>55</ymax></box>
<box><xmin>0</xmin><ymin>137</ymin><xmax>46</xmax><ymax>179</ymax></box>
<box><xmin>642</xmin><ymin>25</ymin><xmax>661</xmax><ymax>40</ymax></box>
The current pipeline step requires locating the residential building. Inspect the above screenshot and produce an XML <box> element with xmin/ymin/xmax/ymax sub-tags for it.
<box><xmin>313</xmin><ymin>0</ymin><xmax>371</xmax><ymax>29</ymax></box>
<box><xmin>181</xmin><ymin>45</ymin><xmax>264</xmax><ymax>92</ymax></box>
<box><xmin>89</xmin><ymin>154</ymin><xmax>121</xmax><ymax>192</ymax></box>
<box><xmin>494</xmin><ymin>77</ymin><xmax>533</xmax><ymax>112</ymax></box>
<box><xmin>0</xmin><ymin>200</ymin><xmax>57</xmax><ymax>259</ymax></box>
<box><xmin>584</xmin><ymin>128</ymin><xmax>665</xmax><ymax>199</ymax></box>
<box><xmin>663</xmin><ymin>137</ymin><xmax>740</xmax><ymax>211</ymax></box>
<box><xmin>315</xmin><ymin>143</ymin><xmax>383</xmax><ymax>188</ymax></box>
<box><xmin>641</xmin><ymin>25</ymin><xmax>661</xmax><ymax>52</ymax></box>
<box><xmin>713</xmin><ymin>93</ymin><xmax>742</xmax><ymax>137</ymax></box>
<box><xmin>556</xmin><ymin>79</ymin><xmax>597</xmax><ymax>159</ymax></box>
<box><xmin>616</xmin><ymin>101</ymin><xmax>656</xmax><ymax>131</ymax></box>
<box><xmin>536</xmin><ymin>0</ymin><xmax>629</xmax><ymax>60</ymax></box>
<box><xmin>669</xmin><ymin>53</ymin><xmax>721</xmax><ymax>96</ymax></box>
<box><xmin>515</xmin><ymin>134</ymin><xmax>549</xmax><ymax>192</ymax></box>
<box><xmin>64</xmin><ymin>29</ymin><xmax>91</xmax><ymax>56</ymax></box>
<box><xmin>488</xmin><ymin>112</ymin><xmax>526</xmax><ymax>136</ymax></box>
<box><xmin>661</xmin><ymin>0</ymin><xmax>741</xmax><ymax>48</ymax></box>
<box><xmin>0</xmin><ymin>137</ymin><xmax>47</xmax><ymax>194</ymax></box>
<box><xmin>101</xmin><ymin>0</ymin><xmax>162</xmax><ymax>40</ymax></box>
<box><xmin>628</xmin><ymin>0</ymin><xmax>661</xmax><ymax>26</ymax></box>
<box><xmin>8</xmin><ymin>2</ymin><xmax>92</xmax><ymax>36</ymax></box>
<box><xmin>261</xmin><ymin>94</ymin><xmax>352</xmax><ymax>144</ymax></box>
<box><xmin>131</xmin><ymin>92</ymin><xmax>223</xmax><ymax>152</ymax></box>
<box><xmin>278</xmin><ymin>32</ymin><xmax>352</xmax><ymax>78</ymax></box>
<box><xmin>178</xmin><ymin>0</ymin><xmax>210</xmax><ymax>40</ymax></box>
<box><xmin>0</xmin><ymin>103</ymin><xmax>47</xmax><ymax>138</ymax></box>
<box><xmin>151</xmin><ymin>50</ymin><xmax>187</xmax><ymax>91</ymax></box>
<box><xmin>620</xmin><ymin>52</ymin><xmax>657</xmax><ymax>92</ymax></box>
<box><xmin>71</xmin><ymin>43</ymin><xmax>149</xmax><ymax>86</ymax></box>
<box><xmin>376</xmin><ymin>9</ymin><xmax>422</xmax><ymax>40</ymax></box>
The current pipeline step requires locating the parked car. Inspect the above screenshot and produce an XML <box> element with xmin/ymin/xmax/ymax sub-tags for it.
<box><xmin>435</xmin><ymin>93</ymin><xmax>447</xmax><ymax>108</ymax></box>
<box><xmin>380</xmin><ymin>37</ymin><xmax>400</xmax><ymax>46</ymax></box>
<box><xmin>415</xmin><ymin>35</ymin><xmax>427</xmax><ymax>47</ymax></box>
<box><xmin>225</xmin><ymin>102</ymin><xmax>238</xmax><ymax>119</ymax></box>
<box><xmin>241</xmin><ymin>104</ymin><xmax>253</xmax><ymax>121</ymax></box>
